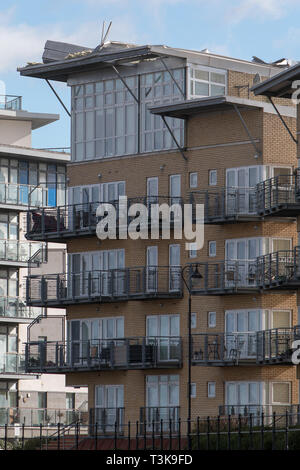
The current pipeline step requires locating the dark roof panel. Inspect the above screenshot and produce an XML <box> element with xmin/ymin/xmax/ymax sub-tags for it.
<box><xmin>251</xmin><ymin>62</ymin><xmax>300</xmax><ymax>98</ymax></box>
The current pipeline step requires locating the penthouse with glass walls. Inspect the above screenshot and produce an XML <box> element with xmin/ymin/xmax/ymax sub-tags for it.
<box><xmin>18</xmin><ymin>39</ymin><xmax>300</xmax><ymax>434</ymax></box>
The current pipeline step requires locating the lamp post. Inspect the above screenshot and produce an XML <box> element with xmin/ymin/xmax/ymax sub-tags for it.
<box><xmin>181</xmin><ymin>263</ymin><xmax>203</xmax><ymax>450</ymax></box>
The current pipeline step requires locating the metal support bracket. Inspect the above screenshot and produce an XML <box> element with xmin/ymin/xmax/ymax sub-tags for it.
<box><xmin>268</xmin><ymin>96</ymin><xmax>298</xmax><ymax>144</ymax></box>
<box><xmin>161</xmin><ymin>115</ymin><xmax>187</xmax><ymax>161</ymax></box>
<box><xmin>159</xmin><ymin>57</ymin><xmax>185</xmax><ymax>99</ymax></box>
<box><xmin>111</xmin><ymin>65</ymin><xmax>139</xmax><ymax>103</ymax></box>
<box><xmin>45</xmin><ymin>79</ymin><xmax>71</xmax><ymax>117</ymax></box>
<box><xmin>232</xmin><ymin>103</ymin><xmax>261</xmax><ymax>157</ymax></box>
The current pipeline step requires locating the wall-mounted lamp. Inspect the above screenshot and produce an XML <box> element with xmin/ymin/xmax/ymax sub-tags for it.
<box><xmin>98</xmin><ymin>173</ymin><xmax>102</xmax><ymax>179</ymax></box>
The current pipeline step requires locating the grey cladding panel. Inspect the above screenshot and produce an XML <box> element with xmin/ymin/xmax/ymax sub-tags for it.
<box><xmin>42</xmin><ymin>40</ymin><xmax>90</xmax><ymax>63</ymax></box>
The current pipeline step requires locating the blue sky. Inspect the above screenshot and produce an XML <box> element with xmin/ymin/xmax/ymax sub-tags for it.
<box><xmin>2</xmin><ymin>0</ymin><xmax>300</xmax><ymax>149</ymax></box>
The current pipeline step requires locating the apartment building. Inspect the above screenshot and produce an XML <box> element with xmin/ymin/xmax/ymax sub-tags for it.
<box><xmin>0</xmin><ymin>94</ymin><xmax>87</xmax><ymax>427</ymax></box>
<box><xmin>18</xmin><ymin>39</ymin><xmax>300</xmax><ymax>432</ymax></box>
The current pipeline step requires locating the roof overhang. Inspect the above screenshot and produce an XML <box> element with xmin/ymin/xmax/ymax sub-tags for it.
<box><xmin>149</xmin><ymin>95</ymin><xmax>263</xmax><ymax>119</ymax></box>
<box><xmin>251</xmin><ymin>62</ymin><xmax>300</xmax><ymax>98</ymax></box>
<box><xmin>0</xmin><ymin>144</ymin><xmax>70</xmax><ymax>163</ymax></box>
<box><xmin>18</xmin><ymin>45</ymin><xmax>165</xmax><ymax>82</ymax></box>
<box><xmin>0</xmin><ymin>109</ymin><xmax>59</xmax><ymax>129</ymax></box>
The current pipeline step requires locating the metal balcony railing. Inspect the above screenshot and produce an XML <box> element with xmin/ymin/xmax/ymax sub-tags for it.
<box><xmin>0</xmin><ymin>240</ymin><xmax>46</xmax><ymax>265</ymax></box>
<box><xmin>139</xmin><ymin>407</ymin><xmax>180</xmax><ymax>432</ymax></box>
<box><xmin>89</xmin><ymin>408</ymin><xmax>125</xmax><ymax>434</ymax></box>
<box><xmin>187</xmin><ymin>260</ymin><xmax>259</xmax><ymax>295</ymax></box>
<box><xmin>256</xmin><ymin>327</ymin><xmax>300</xmax><ymax>363</ymax></box>
<box><xmin>0</xmin><ymin>182</ymin><xmax>48</xmax><ymax>208</ymax></box>
<box><xmin>219</xmin><ymin>404</ymin><xmax>300</xmax><ymax>418</ymax></box>
<box><xmin>0</xmin><ymin>297</ymin><xmax>43</xmax><ymax>321</ymax></box>
<box><xmin>256</xmin><ymin>174</ymin><xmax>300</xmax><ymax>216</ymax></box>
<box><xmin>26</xmin><ymin>196</ymin><xmax>184</xmax><ymax>241</ymax></box>
<box><xmin>0</xmin><ymin>407</ymin><xmax>88</xmax><ymax>426</ymax></box>
<box><xmin>0</xmin><ymin>353</ymin><xmax>26</xmax><ymax>374</ymax></box>
<box><xmin>24</xmin><ymin>336</ymin><xmax>182</xmax><ymax>373</ymax></box>
<box><xmin>190</xmin><ymin>187</ymin><xmax>258</xmax><ymax>224</ymax></box>
<box><xmin>256</xmin><ymin>248</ymin><xmax>300</xmax><ymax>290</ymax></box>
<box><xmin>0</xmin><ymin>95</ymin><xmax>22</xmax><ymax>111</ymax></box>
<box><xmin>26</xmin><ymin>266</ymin><xmax>183</xmax><ymax>306</ymax></box>
<box><xmin>192</xmin><ymin>327</ymin><xmax>299</xmax><ymax>366</ymax></box>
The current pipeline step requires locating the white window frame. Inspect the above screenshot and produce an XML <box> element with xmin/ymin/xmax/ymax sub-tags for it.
<box><xmin>189</xmin><ymin>242</ymin><xmax>197</xmax><ymax>258</ymax></box>
<box><xmin>208</xmin><ymin>241</ymin><xmax>216</xmax><ymax>257</ymax></box>
<box><xmin>189</xmin><ymin>172</ymin><xmax>198</xmax><ymax>188</ymax></box>
<box><xmin>208</xmin><ymin>382</ymin><xmax>216</xmax><ymax>398</ymax></box>
<box><xmin>191</xmin><ymin>313</ymin><xmax>197</xmax><ymax>329</ymax></box>
<box><xmin>209</xmin><ymin>169</ymin><xmax>217</xmax><ymax>186</ymax></box>
<box><xmin>208</xmin><ymin>312</ymin><xmax>216</xmax><ymax>328</ymax></box>
<box><xmin>191</xmin><ymin>383</ymin><xmax>196</xmax><ymax>398</ymax></box>
<box><xmin>188</xmin><ymin>64</ymin><xmax>227</xmax><ymax>99</ymax></box>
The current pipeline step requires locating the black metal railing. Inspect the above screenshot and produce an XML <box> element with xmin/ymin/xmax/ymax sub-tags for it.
<box><xmin>187</xmin><ymin>260</ymin><xmax>258</xmax><ymax>295</ymax></box>
<box><xmin>26</xmin><ymin>266</ymin><xmax>183</xmax><ymax>306</ymax></box>
<box><xmin>256</xmin><ymin>174</ymin><xmax>300</xmax><ymax>216</ymax></box>
<box><xmin>256</xmin><ymin>248</ymin><xmax>300</xmax><ymax>289</ymax></box>
<box><xmin>140</xmin><ymin>407</ymin><xmax>180</xmax><ymax>432</ymax></box>
<box><xmin>3</xmin><ymin>411</ymin><xmax>300</xmax><ymax>450</ymax></box>
<box><xmin>26</xmin><ymin>196</ymin><xmax>184</xmax><ymax>241</ymax></box>
<box><xmin>24</xmin><ymin>337</ymin><xmax>182</xmax><ymax>373</ymax></box>
<box><xmin>192</xmin><ymin>328</ymin><xmax>299</xmax><ymax>365</ymax></box>
<box><xmin>256</xmin><ymin>327</ymin><xmax>300</xmax><ymax>363</ymax></box>
<box><xmin>89</xmin><ymin>408</ymin><xmax>125</xmax><ymax>434</ymax></box>
<box><xmin>190</xmin><ymin>187</ymin><xmax>258</xmax><ymax>223</ymax></box>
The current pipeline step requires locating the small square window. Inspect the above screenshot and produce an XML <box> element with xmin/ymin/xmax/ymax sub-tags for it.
<box><xmin>208</xmin><ymin>382</ymin><xmax>216</xmax><ymax>398</ymax></box>
<box><xmin>189</xmin><ymin>242</ymin><xmax>197</xmax><ymax>258</ymax></box>
<box><xmin>209</xmin><ymin>241</ymin><xmax>216</xmax><ymax>257</ymax></box>
<box><xmin>208</xmin><ymin>312</ymin><xmax>216</xmax><ymax>328</ymax></box>
<box><xmin>191</xmin><ymin>313</ymin><xmax>197</xmax><ymax>329</ymax></box>
<box><xmin>191</xmin><ymin>383</ymin><xmax>196</xmax><ymax>398</ymax></box>
<box><xmin>189</xmin><ymin>172</ymin><xmax>198</xmax><ymax>188</ymax></box>
<box><xmin>209</xmin><ymin>170</ymin><xmax>217</xmax><ymax>186</ymax></box>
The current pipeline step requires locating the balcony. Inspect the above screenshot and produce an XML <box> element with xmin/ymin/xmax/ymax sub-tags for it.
<box><xmin>0</xmin><ymin>353</ymin><xmax>29</xmax><ymax>378</ymax></box>
<box><xmin>187</xmin><ymin>260</ymin><xmax>259</xmax><ymax>295</ymax></box>
<box><xmin>0</xmin><ymin>407</ymin><xmax>88</xmax><ymax>426</ymax></box>
<box><xmin>256</xmin><ymin>173</ymin><xmax>300</xmax><ymax>217</ymax></box>
<box><xmin>89</xmin><ymin>408</ymin><xmax>125</xmax><ymax>434</ymax></box>
<box><xmin>26</xmin><ymin>266</ymin><xmax>183</xmax><ymax>307</ymax></box>
<box><xmin>219</xmin><ymin>404</ymin><xmax>300</xmax><ymax>420</ymax></box>
<box><xmin>0</xmin><ymin>94</ymin><xmax>22</xmax><ymax>111</ymax></box>
<box><xmin>256</xmin><ymin>248</ymin><xmax>300</xmax><ymax>290</ymax></box>
<box><xmin>26</xmin><ymin>196</ymin><xmax>184</xmax><ymax>242</ymax></box>
<box><xmin>0</xmin><ymin>240</ymin><xmax>46</xmax><ymax>267</ymax></box>
<box><xmin>0</xmin><ymin>182</ymin><xmax>48</xmax><ymax>210</ymax></box>
<box><xmin>24</xmin><ymin>336</ymin><xmax>182</xmax><ymax>373</ymax></box>
<box><xmin>190</xmin><ymin>188</ymin><xmax>261</xmax><ymax>224</ymax></box>
<box><xmin>139</xmin><ymin>407</ymin><xmax>180</xmax><ymax>432</ymax></box>
<box><xmin>0</xmin><ymin>297</ymin><xmax>43</xmax><ymax>323</ymax></box>
<box><xmin>192</xmin><ymin>328</ymin><xmax>299</xmax><ymax>366</ymax></box>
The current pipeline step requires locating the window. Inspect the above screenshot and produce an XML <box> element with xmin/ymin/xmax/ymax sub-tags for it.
<box><xmin>191</xmin><ymin>383</ymin><xmax>196</xmax><ymax>398</ymax></box>
<box><xmin>272</xmin><ymin>383</ymin><xmax>290</xmax><ymax>404</ymax></box>
<box><xmin>189</xmin><ymin>172</ymin><xmax>198</xmax><ymax>188</ymax></box>
<box><xmin>69</xmin><ymin>181</ymin><xmax>126</xmax><ymax>205</ymax></box>
<box><xmin>189</xmin><ymin>65</ymin><xmax>226</xmax><ymax>98</ymax></box>
<box><xmin>208</xmin><ymin>382</ymin><xmax>216</xmax><ymax>398</ymax></box>
<box><xmin>95</xmin><ymin>385</ymin><xmax>124</xmax><ymax>430</ymax></box>
<box><xmin>69</xmin><ymin>317</ymin><xmax>124</xmax><ymax>343</ymax></box>
<box><xmin>209</xmin><ymin>170</ymin><xmax>217</xmax><ymax>186</ymax></box>
<box><xmin>191</xmin><ymin>313</ymin><xmax>197</xmax><ymax>329</ymax></box>
<box><xmin>72</xmin><ymin>68</ymin><xmax>185</xmax><ymax>161</ymax></box>
<box><xmin>208</xmin><ymin>312</ymin><xmax>216</xmax><ymax>328</ymax></box>
<box><xmin>189</xmin><ymin>242</ymin><xmax>197</xmax><ymax>258</ymax></box>
<box><xmin>226</xmin><ymin>382</ymin><xmax>263</xmax><ymax>412</ymax></box>
<box><xmin>208</xmin><ymin>241</ymin><xmax>216</xmax><ymax>257</ymax></box>
<box><xmin>146</xmin><ymin>375</ymin><xmax>179</xmax><ymax>409</ymax></box>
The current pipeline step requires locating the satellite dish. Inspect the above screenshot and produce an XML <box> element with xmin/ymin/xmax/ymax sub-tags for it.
<box><xmin>253</xmin><ymin>73</ymin><xmax>261</xmax><ymax>85</ymax></box>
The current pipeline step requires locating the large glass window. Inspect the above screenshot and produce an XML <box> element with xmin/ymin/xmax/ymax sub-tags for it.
<box><xmin>72</xmin><ymin>68</ymin><xmax>185</xmax><ymax>161</ymax></box>
<box><xmin>189</xmin><ymin>64</ymin><xmax>227</xmax><ymax>98</ymax></box>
